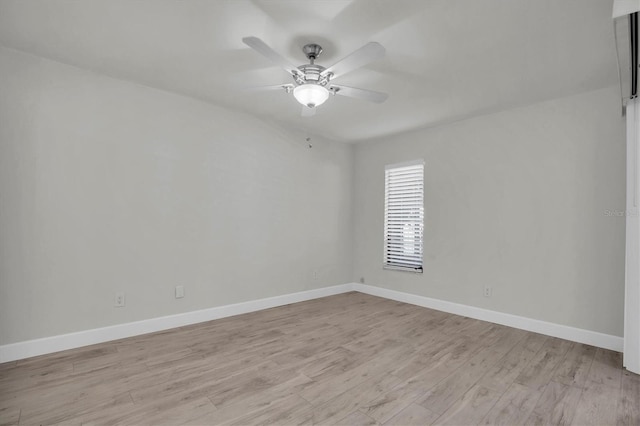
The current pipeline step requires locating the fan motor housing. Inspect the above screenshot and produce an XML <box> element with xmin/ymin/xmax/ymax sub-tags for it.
<box><xmin>293</xmin><ymin>43</ymin><xmax>332</xmax><ymax>87</ymax></box>
<box><xmin>294</xmin><ymin>64</ymin><xmax>330</xmax><ymax>86</ymax></box>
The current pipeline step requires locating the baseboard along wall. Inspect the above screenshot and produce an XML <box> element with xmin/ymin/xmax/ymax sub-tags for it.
<box><xmin>351</xmin><ymin>284</ymin><xmax>623</xmax><ymax>353</ymax></box>
<box><xmin>0</xmin><ymin>283</ymin><xmax>623</xmax><ymax>363</ymax></box>
<box><xmin>0</xmin><ymin>284</ymin><xmax>352</xmax><ymax>363</ymax></box>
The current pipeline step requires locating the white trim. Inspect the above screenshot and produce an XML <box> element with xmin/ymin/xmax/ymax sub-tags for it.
<box><xmin>613</xmin><ymin>0</ymin><xmax>640</xmax><ymax>19</ymax></box>
<box><xmin>0</xmin><ymin>284</ymin><xmax>352</xmax><ymax>363</ymax></box>
<box><xmin>1</xmin><ymin>283</ymin><xmax>624</xmax><ymax>363</ymax></box>
<box><xmin>352</xmin><ymin>284</ymin><xmax>623</xmax><ymax>352</ymax></box>
<box><xmin>384</xmin><ymin>159</ymin><xmax>424</xmax><ymax>170</ymax></box>
<box><xmin>625</xmin><ymin>99</ymin><xmax>640</xmax><ymax>373</ymax></box>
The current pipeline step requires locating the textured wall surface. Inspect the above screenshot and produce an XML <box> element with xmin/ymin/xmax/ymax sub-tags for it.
<box><xmin>0</xmin><ymin>48</ymin><xmax>354</xmax><ymax>344</ymax></box>
<box><xmin>353</xmin><ymin>87</ymin><xmax>626</xmax><ymax>336</ymax></box>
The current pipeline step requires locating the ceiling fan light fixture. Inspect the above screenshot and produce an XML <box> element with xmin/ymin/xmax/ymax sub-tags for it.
<box><xmin>293</xmin><ymin>84</ymin><xmax>329</xmax><ymax>108</ymax></box>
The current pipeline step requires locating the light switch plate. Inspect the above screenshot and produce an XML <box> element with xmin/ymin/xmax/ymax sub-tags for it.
<box><xmin>175</xmin><ymin>285</ymin><xmax>184</xmax><ymax>299</ymax></box>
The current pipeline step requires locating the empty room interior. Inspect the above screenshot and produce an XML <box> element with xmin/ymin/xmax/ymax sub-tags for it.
<box><xmin>1</xmin><ymin>0</ymin><xmax>640</xmax><ymax>425</ymax></box>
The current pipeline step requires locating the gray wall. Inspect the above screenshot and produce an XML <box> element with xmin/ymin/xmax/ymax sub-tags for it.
<box><xmin>0</xmin><ymin>48</ymin><xmax>354</xmax><ymax>344</ymax></box>
<box><xmin>0</xmin><ymin>46</ymin><xmax>627</xmax><ymax>345</ymax></box>
<box><xmin>353</xmin><ymin>86</ymin><xmax>626</xmax><ymax>336</ymax></box>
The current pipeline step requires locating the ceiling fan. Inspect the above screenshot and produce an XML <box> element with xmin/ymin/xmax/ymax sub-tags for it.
<box><xmin>242</xmin><ymin>36</ymin><xmax>388</xmax><ymax>116</ymax></box>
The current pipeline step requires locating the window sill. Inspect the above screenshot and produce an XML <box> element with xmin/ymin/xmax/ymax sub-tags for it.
<box><xmin>383</xmin><ymin>265</ymin><xmax>423</xmax><ymax>274</ymax></box>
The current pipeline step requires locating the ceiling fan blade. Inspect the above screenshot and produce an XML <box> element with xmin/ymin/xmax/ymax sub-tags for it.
<box><xmin>329</xmin><ymin>85</ymin><xmax>388</xmax><ymax>103</ymax></box>
<box><xmin>245</xmin><ymin>84</ymin><xmax>294</xmax><ymax>92</ymax></box>
<box><xmin>301</xmin><ymin>106</ymin><xmax>316</xmax><ymax>117</ymax></box>
<box><xmin>320</xmin><ymin>42</ymin><xmax>385</xmax><ymax>80</ymax></box>
<box><xmin>242</xmin><ymin>36</ymin><xmax>301</xmax><ymax>77</ymax></box>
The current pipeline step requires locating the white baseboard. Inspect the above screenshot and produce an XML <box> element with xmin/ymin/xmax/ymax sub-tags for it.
<box><xmin>0</xmin><ymin>284</ymin><xmax>353</xmax><ymax>363</ymax></box>
<box><xmin>0</xmin><ymin>282</ymin><xmax>623</xmax><ymax>363</ymax></box>
<box><xmin>352</xmin><ymin>283</ymin><xmax>623</xmax><ymax>352</ymax></box>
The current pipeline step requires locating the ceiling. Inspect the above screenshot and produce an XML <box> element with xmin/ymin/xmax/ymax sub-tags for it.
<box><xmin>0</xmin><ymin>0</ymin><xmax>619</xmax><ymax>142</ymax></box>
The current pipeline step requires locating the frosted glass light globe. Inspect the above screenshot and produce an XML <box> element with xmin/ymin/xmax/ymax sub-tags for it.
<box><xmin>293</xmin><ymin>84</ymin><xmax>330</xmax><ymax>108</ymax></box>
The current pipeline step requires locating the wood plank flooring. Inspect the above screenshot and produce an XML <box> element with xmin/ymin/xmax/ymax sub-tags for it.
<box><xmin>0</xmin><ymin>292</ymin><xmax>638</xmax><ymax>425</ymax></box>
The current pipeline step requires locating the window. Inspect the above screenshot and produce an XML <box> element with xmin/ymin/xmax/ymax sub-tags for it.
<box><xmin>384</xmin><ymin>160</ymin><xmax>424</xmax><ymax>272</ymax></box>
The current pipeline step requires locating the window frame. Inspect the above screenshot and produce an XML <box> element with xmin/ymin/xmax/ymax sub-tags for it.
<box><xmin>383</xmin><ymin>159</ymin><xmax>425</xmax><ymax>273</ymax></box>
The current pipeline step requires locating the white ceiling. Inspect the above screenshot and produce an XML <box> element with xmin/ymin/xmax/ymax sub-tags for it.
<box><xmin>0</xmin><ymin>0</ymin><xmax>619</xmax><ymax>142</ymax></box>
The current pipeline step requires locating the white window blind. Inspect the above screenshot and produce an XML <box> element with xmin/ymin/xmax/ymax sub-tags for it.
<box><xmin>384</xmin><ymin>161</ymin><xmax>424</xmax><ymax>272</ymax></box>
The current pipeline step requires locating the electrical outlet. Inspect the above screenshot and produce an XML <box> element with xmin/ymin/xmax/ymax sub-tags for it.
<box><xmin>483</xmin><ymin>286</ymin><xmax>492</xmax><ymax>297</ymax></box>
<box><xmin>175</xmin><ymin>285</ymin><xmax>184</xmax><ymax>299</ymax></box>
<box><xmin>359</xmin><ymin>277</ymin><xmax>365</xmax><ymax>284</ymax></box>
<box><xmin>312</xmin><ymin>270</ymin><xmax>319</xmax><ymax>280</ymax></box>
<box><xmin>115</xmin><ymin>292</ymin><xmax>125</xmax><ymax>307</ymax></box>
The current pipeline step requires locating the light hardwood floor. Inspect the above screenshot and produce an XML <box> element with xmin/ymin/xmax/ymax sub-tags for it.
<box><xmin>0</xmin><ymin>292</ymin><xmax>638</xmax><ymax>425</ymax></box>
